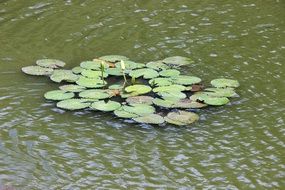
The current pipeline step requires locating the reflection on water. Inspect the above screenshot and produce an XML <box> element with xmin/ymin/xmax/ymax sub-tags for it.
<box><xmin>0</xmin><ymin>0</ymin><xmax>285</xmax><ymax>189</ymax></box>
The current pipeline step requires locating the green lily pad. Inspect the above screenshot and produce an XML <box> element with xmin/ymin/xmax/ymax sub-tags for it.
<box><xmin>125</xmin><ymin>85</ymin><xmax>152</xmax><ymax>95</ymax></box>
<box><xmin>163</xmin><ymin>56</ymin><xmax>194</xmax><ymax>66</ymax></box>
<box><xmin>80</xmin><ymin>60</ymin><xmax>109</xmax><ymax>70</ymax></box>
<box><xmin>72</xmin><ymin>66</ymin><xmax>83</xmax><ymax>74</ymax></box>
<box><xmin>159</xmin><ymin>69</ymin><xmax>180</xmax><ymax>77</ymax></box>
<box><xmin>22</xmin><ymin>66</ymin><xmax>53</xmax><ymax>76</ymax></box>
<box><xmin>50</xmin><ymin>69</ymin><xmax>79</xmax><ymax>83</ymax></box>
<box><xmin>56</xmin><ymin>99</ymin><xmax>91</xmax><ymax>110</ymax></box>
<box><xmin>146</xmin><ymin>61</ymin><xmax>170</xmax><ymax>70</ymax></box>
<box><xmin>99</xmin><ymin>55</ymin><xmax>129</xmax><ymax>63</ymax></box>
<box><xmin>204</xmin><ymin>88</ymin><xmax>237</xmax><ymax>97</ymax></box>
<box><xmin>115</xmin><ymin>60</ymin><xmax>145</xmax><ymax>70</ymax></box>
<box><xmin>81</xmin><ymin>69</ymin><xmax>108</xmax><ymax>78</ymax></box>
<box><xmin>129</xmin><ymin>68</ymin><xmax>159</xmax><ymax>79</ymax></box>
<box><xmin>153</xmin><ymin>85</ymin><xmax>186</xmax><ymax>93</ymax></box>
<box><xmin>106</xmin><ymin>68</ymin><xmax>124</xmax><ymax>76</ymax></box>
<box><xmin>211</xmin><ymin>78</ymin><xmax>240</xmax><ymax>88</ymax></box>
<box><xmin>59</xmin><ymin>84</ymin><xmax>86</xmax><ymax>92</ymax></box>
<box><xmin>122</xmin><ymin>104</ymin><xmax>155</xmax><ymax>116</ymax></box>
<box><xmin>152</xmin><ymin>98</ymin><xmax>175</xmax><ymax>108</ymax></box>
<box><xmin>172</xmin><ymin>75</ymin><xmax>201</xmax><ymax>85</ymax></box>
<box><xmin>36</xmin><ymin>59</ymin><xmax>66</xmax><ymax>69</ymax></box>
<box><xmin>108</xmin><ymin>84</ymin><xmax>124</xmax><ymax>90</ymax></box>
<box><xmin>44</xmin><ymin>90</ymin><xmax>74</xmax><ymax>101</ymax></box>
<box><xmin>76</xmin><ymin>76</ymin><xmax>106</xmax><ymax>88</ymax></box>
<box><xmin>164</xmin><ymin>111</ymin><xmax>199</xmax><ymax>126</ymax></box>
<box><xmin>79</xmin><ymin>89</ymin><xmax>110</xmax><ymax>99</ymax></box>
<box><xmin>133</xmin><ymin>114</ymin><xmax>164</xmax><ymax>124</ymax></box>
<box><xmin>114</xmin><ymin>109</ymin><xmax>139</xmax><ymax>118</ymax></box>
<box><xmin>149</xmin><ymin>77</ymin><xmax>173</xmax><ymax>87</ymax></box>
<box><xmin>157</xmin><ymin>91</ymin><xmax>186</xmax><ymax>100</ymax></box>
<box><xmin>190</xmin><ymin>93</ymin><xmax>230</xmax><ymax>106</ymax></box>
<box><xmin>126</xmin><ymin>96</ymin><xmax>154</xmax><ymax>105</ymax></box>
<box><xmin>90</xmin><ymin>100</ymin><xmax>121</xmax><ymax>111</ymax></box>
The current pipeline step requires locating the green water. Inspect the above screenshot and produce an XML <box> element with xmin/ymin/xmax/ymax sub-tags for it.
<box><xmin>1</xmin><ymin>0</ymin><xmax>285</xmax><ymax>189</ymax></box>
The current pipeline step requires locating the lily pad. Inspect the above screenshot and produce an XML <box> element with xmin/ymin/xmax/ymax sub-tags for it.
<box><xmin>56</xmin><ymin>99</ymin><xmax>91</xmax><ymax>110</ymax></box>
<box><xmin>44</xmin><ymin>90</ymin><xmax>74</xmax><ymax>101</ymax></box>
<box><xmin>149</xmin><ymin>77</ymin><xmax>173</xmax><ymax>87</ymax></box>
<box><xmin>115</xmin><ymin>60</ymin><xmax>145</xmax><ymax>70</ymax></box>
<box><xmin>159</xmin><ymin>69</ymin><xmax>180</xmax><ymax>77</ymax></box>
<box><xmin>172</xmin><ymin>75</ymin><xmax>201</xmax><ymax>85</ymax></box>
<box><xmin>81</xmin><ymin>69</ymin><xmax>108</xmax><ymax>78</ymax></box>
<box><xmin>76</xmin><ymin>76</ymin><xmax>106</xmax><ymax>88</ymax></box>
<box><xmin>114</xmin><ymin>109</ymin><xmax>139</xmax><ymax>118</ymax></box>
<box><xmin>59</xmin><ymin>84</ymin><xmax>86</xmax><ymax>92</ymax></box>
<box><xmin>211</xmin><ymin>78</ymin><xmax>240</xmax><ymax>88</ymax></box>
<box><xmin>126</xmin><ymin>96</ymin><xmax>154</xmax><ymax>105</ymax></box>
<box><xmin>36</xmin><ymin>59</ymin><xmax>65</xmax><ymax>69</ymax></box>
<box><xmin>163</xmin><ymin>56</ymin><xmax>194</xmax><ymax>66</ymax></box>
<box><xmin>133</xmin><ymin>114</ymin><xmax>164</xmax><ymax>124</ymax></box>
<box><xmin>173</xmin><ymin>99</ymin><xmax>207</xmax><ymax>109</ymax></box>
<box><xmin>91</xmin><ymin>100</ymin><xmax>121</xmax><ymax>111</ymax></box>
<box><xmin>50</xmin><ymin>69</ymin><xmax>79</xmax><ymax>83</ymax></box>
<box><xmin>146</xmin><ymin>61</ymin><xmax>170</xmax><ymax>70</ymax></box>
<box><xmin>72</xmin><ymin>66</ymin><xmax>83</xmax><ymax>74</ymax></box>
<box><xmin>204</xmin><ymin>88</ymin><xmax>237</xmax><ymax>97</ymax></box>
<box><xmin>80</xmin><ymin>60</ymin><xmax>109</xmax><ymax>70</ymax></box>
<box><xmin>164</xmin><ymin>111</ymin><xmax>199</xmax><ymax>126</ymax></box>
<box><xmin>190</xmin><ymin>93</ymin><xmax>230</xmax><ymax>106</ymax></box>
<box><xmin>79</xmin><ymin>89</ymin><xmax>110</xmax><ymax>99</ymax></box>
<box><xmin>108</xmin><ymin>84</ymin><xmax>124</xmax><ymax>90</ymax></box>
<box><xmin>152</xmin><ymin>98</ymin><xmax>175</xmax><ymax>108</ymax></box>
<box><xmin>99</xmin><ymin>55</ymin><xmax>129</xmax><ymax>63</ymax></box>
<box><xmin>106</xmin><ymin>68</ymin><xmax>124</xmax><ymax>76</ymax></box>
<box><xmin>129</xmin><ymin>68</ymin><xmax>159</xmax><ymax>79</ymax></box>
<box><xmin>122</xmin><ymin>104</ymin><xmax>155</xmax><ymax>116</ymax></box>
<box><xmin>153</xmin><ymin>85</ymin><xmax>186</xmax><ymax>93</ymax></box>
<box><xmin>22</xmin><ymin>66</ymin><xmax>53</xmax><ymax>76</ymax></box>
<box><xmin>158</xmin><ymin>91</ymin><xmax>186</xmax><ymax>100</ymax></box>
<box><xmin>125</xmin><ymin>85</ymin><xmax>152</xmax><ymax>95</ymax></box>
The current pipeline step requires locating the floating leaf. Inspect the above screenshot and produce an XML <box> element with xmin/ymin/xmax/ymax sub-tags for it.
<box><xmin>36</xmin><ymin>59</ymin><xmax>65</xmax><ymax>69</ymax></box>
<box><xmin>125</xmin><ymin>85</ymin><xmax>152</xmax><ymax>95</ymax></box>
<box><xmin>72</xmin><ymin>66</ymin><xmax>83</xmax><ymax>74</ymax></box>
<box><xmin>106</xmin><ymin>68</ymin><xmax>124</xmax><ymax>76</ymax></box>
<box><xmin>22</xmin><ymin>66</ymin><xmax>53</xmax><ymax>76</ymax></box>
<box><xmin>99</xmin><ymin>55</ymin><xmax>129</xmax><ymax>63</ymax></box>
<box><xmin>159</xmin><ymin>69</ymin><xmax>180</xmax><ymax>77</ymax></box>
<box><xmin>115</xmin><ymin>60</ymin><xmax>145</xmax><ymax>70</ymax></box>
<box><xmin>50</xmin><ymin>69</ymin><xmax>79</xmax><ymax>83</ymax></box>
<box><xmin>91</xmin><ymin>100</ymin><xmax>121</xmax><ymax>111</ymax></box>
<box><xmin>204</xmin><ymin>88</ymin><xmax>237</xmax><ymax>97</ymax></box>
<box><xmin>146</xmin><ymin>61</ymin><xmax>170</xmax><ymax>70</ymax></box>
<box><xmin>173</xmin><ymin>99</ymin><xmax>207</xmax><ymax>109</ymax></box>
<box><xmin>108</xmin><ymin>84</ymin><xmax>124</xmax><ymax>90</ymax></box>
<box><xmin>133</xmin><ymin>114</ymin><xmax>164</xmax><ymax>124</ymax></box>
<box><xmin>129</xmin><ymin>68</ymin><xmax>159</xmax><ymax>79</ymax></box>
<box><xmin>114</xmin><ymin>109</ymin><xmax>138</xmax><ymax>118</ymax></box>
<box><xmin>81</xmin><ymin>69</ymin><xmax>108</xmax><ymax>78</ymax></box>
<box><xmin>122</xmin><ymin>104</ymin><xmax>155</xmax><ymax>116</ymax></box>
<box><xmin>152</xmin><ymin>98</ymin><xmax>175</xmax><ymax>108</ymax></box>
<box><xmin>149</xmin><ymin>77</ymin><xmax>173</xmax><ymax>87</ymax></box>
<box><xmin>126</xmin><ymin>96</ymin><xmax>154</xmax><ymax>105</ymax></box>
<box><xmin>157</xmin><ymin>91</ymin><xmax>186</xmax><ymax>100</ymax></box>
<box><xmin>56</xmin><ymin>99</ymin><xmax>91</xmax><ymax>110</ymax></box>
<box><xmin>211</xmin><ymin>78</ymin><xmax>240</xmax><ymax>88</ymax></box>
<box><xmin>164</xmin><ymin>111</ymin><xmax>199</xmax><ymax>126</ymax></box>
<box><xmin>79</xmin><ymin>89</ymin><xmax>110</xmax><ymax>99</ymax></box>
<box><xmin>163</xmin><ymin>56</ymin><xmax>194</xmax><ymax>66</ymax></box>
<box><xmin>44</xmin><ymin>90</ymin><xmax>74</xmax><ymax>101</ymax></box>
<box><xmin>190</xmin><ymin>93</ymin><xmax>230</xmax><ymax>106</ymax></box>
<box><xmin>153</xmin><ymin>85</ymin><xmax>186</xmax><ymax>93</ymax></box>
<box><xmin>172</xmin><ymin>75</ymin><xmax>201</xmax><ymax>85</ymax></box>
<box><xmin>59</xmin><ymin>84</ymin><xmax>86</xmax><ymax>92</ymax></box>
<box><xmin>80</xmin><ymin>60</ymin><xmax>109</xmax><ymax>70</ymax></box>
<box><xmin>76</xmin><ymin>76</ymin><xmax>106</xmax><ymax>88</ymax></box>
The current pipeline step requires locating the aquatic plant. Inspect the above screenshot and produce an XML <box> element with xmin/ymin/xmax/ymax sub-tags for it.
<box><xmin>22</xmin><ymin>56</ymin><xmax>240</xmax><ymax>126</ymax></box>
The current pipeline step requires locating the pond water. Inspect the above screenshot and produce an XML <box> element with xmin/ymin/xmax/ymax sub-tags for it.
<box><xmin>0</xmin><ymin>0</ymin><xmax>285</xmax><ymax>189</ymax></box>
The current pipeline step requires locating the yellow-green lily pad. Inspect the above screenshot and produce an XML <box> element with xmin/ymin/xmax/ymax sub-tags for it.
<box><xmin>79</xmin><ymin>89</ymin><xmax>110</xmax><ymax>99</ymax></box>
<box><xmin>129</xmin><ymin>68</ymin><xmax>159</xmax><ymax>79</ymax></box>
<box><xmin>122</xmin><ymin>104</ymin><xmax>155</xmax><ymax>116</ymax></box>
<box><xmin>211</xmin><ymin>78</ymin><xmax>240</xmax><ymax>88</ymax></box>
<box><xmin>126</xmin><ymin>96</ymin><xmax>154</xmax><ymax>105</ymax></box>
<box><xmin>163</xmin><ymin>56</ymin><xmax>194</xmax><ymax>66</ymax></box>
<box><xmin>44</xmin><ymin>90</ymin><xmax>74</xmax><ymax>101</ymax></box>
<box><xmin>149</xmin><ymin>77</ymin><xmax>173</xmax><ymax>87</ymax></box>
<box><xmin>90</xmin><ymin>100</ymin><xmax>121</xmax><ymax>111</ymax></box>
<box><xmin>36</xmin><ymin>59</ymin><xmax>66</xmax><ymax>69</ymax></box>
<box><xmin>56</xmin><ymin>99</ymin><xmax>91</xmax><ymax>110</ymax></box>
<box><xmin>81</xmin><ymin>69</ymin><xmax>108</xmax><ymax>78</ymax></box>
<box><xmin>114</xmin><ymin>109</ymin><xmax>139</xmax><ymax>118</ymax></box>
<box><xmin>125</xmin><ymin>85</ymin><xmax>152</xmax><ymax>95</ymax></box>
<box><xmin>72</xmin><ymin>66</ymin><xmax>83</xmax><ymax>74</ymax></box>
<box><xmin>190</xmin><ymin>93</ymin><xmax>230</xmax><ymax>106</ymax></box>
<box><xmin>50</xmin><ymin>70</ymin><xmax>79</xmax><ymax>83</ymax></box>
<box><xmin>80</xmin><ymin>60</ymin><xmax>109</xmax><ymax>70</ymax></box>
<box><xmin>164</xmin><ymin>111</ymin><xmax>199</xmax><ymax>126</ymax></box>
<box><xmin>133</xmin><ymin>114</ymin><xmax>164</xmax><ymax>124</ymax></box>
<box><xmin>153</xmin><ymin>85</ymin><xmax>186</xmax><ymax>93</ymax></box>
<box><xmin>22</xmin><ymin>66</ymin><xmax>53</xmax><ymax>76</ymax></box>
<box><xmin>159</xmin><ymin>69</ymin><xmax>180</xmax><ymax>77</ymax></box>
<box><xmin>146</xmin><ymin>61</ymin><xmax>170</xmax><ymax>70</ymax></box>
<box><xmin>59</xmin><ymin>84</ymin><xmax>86</xmax><ymax>92</ymax></box>
<box><xmin>115</xmin><ymin>60</ymin><xmax>145</xmax><ymax>70</ymax></box>
<box><xmin>76</xmin><ymin>76</ymin><xmax>106</xmax><ymax>88</ymax></box>
<box><xmin>204</xmin><ymin>88</ymin><xmax>237</xmax><ymax>97</ymax></box>
<box><xmin>172</xmin><ymin>75</ymin><xmax>201</xmax><ymax>85</ymax></box>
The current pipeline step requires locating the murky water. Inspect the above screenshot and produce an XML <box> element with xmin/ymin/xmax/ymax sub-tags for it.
<box><xmin>1</xmin><ymin>0</ymin><xmax>285</xmax><ymax>189</ymax></box>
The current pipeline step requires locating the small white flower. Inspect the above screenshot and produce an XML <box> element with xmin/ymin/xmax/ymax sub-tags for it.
<box><xmin>120</xmin><ymin>60</ymin><xmax>126</xmax><ymax>70</ymax></box>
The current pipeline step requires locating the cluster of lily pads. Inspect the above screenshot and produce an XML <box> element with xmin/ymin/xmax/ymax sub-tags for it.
<box><xmin>21</xmin><ymin>55</ymin><xmax>239</xmax><ymax>126</ymax></box>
